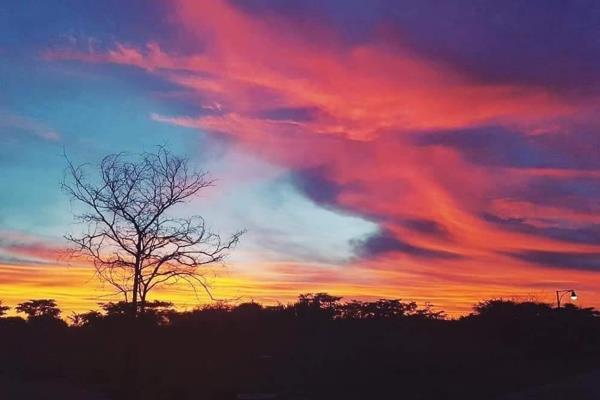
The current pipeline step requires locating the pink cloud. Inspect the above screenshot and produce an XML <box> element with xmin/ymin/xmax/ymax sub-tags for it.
<box><xmin>0</xmin><ymin>111</ymin><xmax>61</xmax><ymax>142</ymax></box>
<box><xmin>0</xmin><ymin>230</ymin><xmax>66</xmax><ymax>265</ymax></box>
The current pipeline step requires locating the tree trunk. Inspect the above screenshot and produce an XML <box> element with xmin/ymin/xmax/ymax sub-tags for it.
<box><xmin>139</xmin><ymin>291</ymin><xmax>146</xmax><ymax>316</ymax></box>
<box><xmin>132</xmin><ymin>258</ymin><xmax>140</xmax><ymax>319</ymax></box>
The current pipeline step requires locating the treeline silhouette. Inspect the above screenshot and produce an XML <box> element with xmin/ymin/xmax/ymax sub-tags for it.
<box><xmin>0</xmin><ymin>294</ymin><xmax>599</xmax><ymax>400</ymax></box>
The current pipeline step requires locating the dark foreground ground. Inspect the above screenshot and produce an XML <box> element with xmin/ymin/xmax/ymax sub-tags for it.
<box><xmin>1</xmin><ymin>297</ymin><xmax>599</xmax><ymax>400</ymax></box>
<box><xmin>3</xmin><ymin>370</ymin><xmax>600</xmax><ymax>400</ymax></box>
<box><xmin>4</xmin><ymin>369</ymin><xmax>600</xmax><ymax>400</ymax></box>
<box><xmin>497</xmin><ymin>369</ymin><xmax>600</xmax><ymax>400</ymax></box>
<box><xmin>0</xmin><ymin>374</ymin><xmax>108</xmax><ymax>400</ymax></box>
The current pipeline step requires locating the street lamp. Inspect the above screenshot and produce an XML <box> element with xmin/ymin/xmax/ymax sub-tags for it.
<box><xmin>556</xmin><ymin>289</ymin><xmax>577</xmax><ymax>308</ymax></box>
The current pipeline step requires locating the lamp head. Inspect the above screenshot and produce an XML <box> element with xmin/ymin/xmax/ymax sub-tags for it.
<box><xmin>570</xmin><ymin>290</ymin><xmax>577</xmax><ymax>301</ymax></box>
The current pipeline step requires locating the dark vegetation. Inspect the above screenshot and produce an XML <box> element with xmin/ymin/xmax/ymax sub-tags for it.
<box><xmin>1</xmin><ymin>294</ymin><xmax>599</xmax><ymax>400</ymax></box>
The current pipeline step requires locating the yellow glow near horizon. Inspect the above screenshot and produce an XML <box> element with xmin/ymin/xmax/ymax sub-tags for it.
<box><xmin>2</xmin><ymin>260</ymin><xmax>599</xmax><ymax>319</ymax></box>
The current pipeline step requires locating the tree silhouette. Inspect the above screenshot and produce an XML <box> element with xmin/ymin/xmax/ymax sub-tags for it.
<box><xmin>62</xmin><ymin>147</ymin><xmax>245</xmax><ymax>317</ymax></box>
<box><xmin>101</xmin><ymin>300</ymin><xmax>174</xmax><ymax>324</ymax></box>
<box><xmin>69</xmin><ymin>310</ymin><xmax>103</xmax><ymax>327</ymax></box>
<box><xmin>341</xmin><ymin>299</ymin><xmax>419</xmax><ymax>319</ymax></box>
<box><xmin>471</xmin><ymin>298</ymin><xmax>553</xmax><ymax>319</ymax></box>
<box><xmin>294</xmin><ymin>293</ymin><xmax>342</xmax><ymax>319</ymax></box>
<box><xmin>16</xmin><ymin>299</ymin><xmax>61</xmax><ymax>320</ymax></box>
<box><xmin>0</xmin><ymin>300</ymin><xmax>9</xmax><ymax>317</ymax></box>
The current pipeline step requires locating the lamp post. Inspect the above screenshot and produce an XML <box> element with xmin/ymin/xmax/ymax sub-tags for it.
<box><xmin>555</xmin><ymin>289</ymin><xmax>577</xmax><ymax>308</ymax></box>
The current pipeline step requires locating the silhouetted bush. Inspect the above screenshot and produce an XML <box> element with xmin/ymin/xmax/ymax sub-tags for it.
<box><xmin>0</xmin><ymin>300</ymin><xmax>9</xmax><ymax>317</ymax></box>
<box><xmin>16</xmin><ymin>299</ymin><xmax>61</xmax><ymax>320</ymax></box>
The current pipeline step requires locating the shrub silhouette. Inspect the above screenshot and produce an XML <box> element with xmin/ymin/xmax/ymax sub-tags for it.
<box><xmin>69</xmin><ymin>310</ymin><xmax>103</xmax><ymax>327</ymax></box>
<box><xmin>0</xmin><ymin>300</ymin><xmax>9</xmax><ymax>317</ymax></box>
<box><xmin>16</xmin><ymin>299</ymin><xmax>61</xmax><ymax>320</ymax></box>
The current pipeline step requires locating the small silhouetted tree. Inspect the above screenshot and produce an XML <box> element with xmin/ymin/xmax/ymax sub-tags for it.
<box><xmin>16</xmin><ymin>299</ymin><xmax>61</xmax><ymax>320</ymax></box>
<box><xmin>233</xmin><ymin>302</ymin><xmax>263</xmax><ymax>321</ymax></box>
<box><xmin>294</xmin><ymin>293</ymin><xmax>342</xmax><ymax>319</ymax></box>
<box><xmin>471</xmin><ymin>299</ymin><xmax>553</xmax><ymax>319</ymax></box>
<box><xmin>101</xmin><ymin>300</ymin><xmax>173</xmax><ymax>324</ymax></box>
<box><xmin>341</xmin><ymin>299</ymin><xmax>417</xmax><ymax>319</ymax></box>
<box><xmin>0</xmin><ymin>300</ymin><xmax>9</xmax><ymax>317</ymax></box>
<box><xmin>69</xmin><ymin>310</ymin><xmax>103</xmax><ymax>327</ymax></box>
<box><xmin>234</xmin><ymin>301</ymin><xmax>263</xmax><ymax>313</ymax></box>
<box><xmin>62</xmin><ymin>147</ymin><xmax>245</xmax><ymax>317</ymax></box>
<box><xmin>340</xmin><ymin>299</ymin><xmax>445</xmax><ymax>320</ymax></box>
<box><xmin>414</xmin><ymin>302</ymin><xmax>446</xmax><ymax>320</ymax></box>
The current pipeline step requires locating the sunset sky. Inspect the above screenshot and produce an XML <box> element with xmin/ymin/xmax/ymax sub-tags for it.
<box><xmin>2</xmin><ymin>0</ymin><xmax>600</xmax><ymax>315</ymax></box>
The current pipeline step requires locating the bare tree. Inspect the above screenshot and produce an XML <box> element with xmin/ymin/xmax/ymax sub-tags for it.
<box><xmin>62</xmin><ymin>147</ymin><xmax>244</xmax><ymax>317</ymax></box>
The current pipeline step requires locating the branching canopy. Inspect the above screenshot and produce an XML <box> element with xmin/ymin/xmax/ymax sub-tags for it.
<box><xmin>62</xmin><ymin>147</ymin><xmax>244</xmax><ymax>314</ymax></box>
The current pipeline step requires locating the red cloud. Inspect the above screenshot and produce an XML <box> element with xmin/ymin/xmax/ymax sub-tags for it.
<box><xmin>0</xmin><ymin>230</ymin><xmax>65</xmax><ymax>264</ymax></box>
<box><xmin>47</xmin><ymin>0</ymin><xmax>576</xmax><ymax>139</ymax></box>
